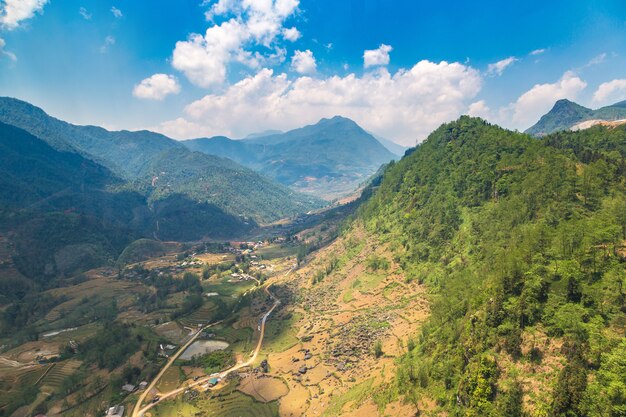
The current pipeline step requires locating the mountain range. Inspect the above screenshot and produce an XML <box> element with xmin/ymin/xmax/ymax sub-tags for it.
<box><xmin>526</xmin><ymin>98</ymin><xmax>626</xmax><ymax>136</ymax></box>
<box><xmin>0</xmin><ymin>97</ymin><xmax>322</xmax><ymax>224</ymax></box>
<box><xmin>184</xmin><ymin>116</ymin><xmax>397</xmax><ymax>199</ymax></box>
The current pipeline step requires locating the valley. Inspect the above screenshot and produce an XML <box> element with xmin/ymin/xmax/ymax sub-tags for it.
<box><xmin>1</xmin><ymin>98</ymin><xmax>626</xmax><ymax>417</ymax></box>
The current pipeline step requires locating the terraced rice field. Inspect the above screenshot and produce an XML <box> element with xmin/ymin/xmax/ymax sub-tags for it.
<box><xmin>211</xmin><ymin>325</ymin><xmax>254</xmax><ymax>353</ymax></box>
<box><xmin>0</xmin><ymin>365</ymin><xmax>49</xmax><ymax>411</ymax></box>
<box><xmin>177</xmin><ymin>302</ymin><xmax>219</xmax><ymax>328</ymax></box>
<box><xmin>40</xmin><ymin>360</ymin><xmax>82</xmax><ymax>393</ymax></box>
<box><xmin>152</xmin><ymin>382</ymin><xmax>278</xmax><ymax>417</ymax></box>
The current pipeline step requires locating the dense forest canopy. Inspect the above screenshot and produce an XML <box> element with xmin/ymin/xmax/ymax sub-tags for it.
<box><xmin>360</xmin><ymin>117</ymin><xmax>626</xmax><ymax>415</ymax></box>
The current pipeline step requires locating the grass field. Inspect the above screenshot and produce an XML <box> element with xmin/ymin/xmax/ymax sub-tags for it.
<box><xmin>255</xmin><ymin>244</ymin><xmax>299</xmax><ymax>260</ymax></box>
<box><xmin>351</xmin><ymin>272</ymin><xmax>386</xmax><ymax>293</ymax></box>
<box><xmin>322</xmin><ymin>378</ymin><xmax>374</xmax><ymax>416</ymax></box>
<box><xmin>262</xmin><ymin>312</ymin><xmax>302</xmax><ymax>355</ymax></box>
<box><xmin>205</xmin><ymin>278</ymin><xmax>256</xmax><ymax>299</ymax></box>
<box><xmin>156</xmin><ymin>366</ymin><xmax>185</xmax><ymax>393</ymax></box>
<box><xmin>152</xmin><ymin>380</ymin><xmax>279</xmax><ymax>417</ymax></box>
<box><xmin>211</xmin><ymin>325</ymin><xmax>254</xmax><ymax>354</ymax></box>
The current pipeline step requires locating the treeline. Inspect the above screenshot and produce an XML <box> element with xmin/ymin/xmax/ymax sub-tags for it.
<box><xmin>360</xmin><ymin>117</ymin><xmax>626</xmax><ymax>415</ymax></box>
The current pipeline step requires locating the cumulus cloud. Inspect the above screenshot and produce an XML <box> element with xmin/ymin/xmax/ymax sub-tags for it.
<box><xmin>363</xmin><ymin>44</ymin><xmax>392</xmax><ymax>68</ymax></box>
<box><xmin>0</xmin><ymin>0</ymin><xmax>48</xmax><ymax>30</ymax></box>
<box><xmin>505</xmin><ymin>71</ymin><xmax>587</xmax><ymax>129</ymax></box>
<box><xmin>282</xmin><ymin>27</ymin><xmax>300</xmax><ymax>41</ymax></box>
<box><xmin>133</xmin><ymin>74</ymin><xmax>181</xmax><ymax>100</ymax></box>
<box><xmin>79</xmin><ymin>7</ymin><xmax>92</xmax><ymax>20</ymax></box>
<box><xmin>467</xmin><ymin>100</ymin><xmax>491</xmax><ymax>119</ymax></box>
<box><xmin>592</xmin><ymin>79</ymin><xmax>626</xmax><ymax>105</ymax></box>
<box><xmin>0</xmin><ymin>37</ymin><xmax>17</xmax><ymax>61</ymax></box>
<box><xmin>486</xmin><ymin>56</ymin><xmax>518</xmax><ymax>76</ymax></box>
<box><xmin>111</xmin><ymin>6</ymin><xmax>123</xmax><ymax>18</ymax></box>
<box><xmin>290</xmin><ymin>49</ymin><xmax>316</xmax><ymax>74</ymax></box>
<box><xmin>172</xmin><ymin>0</ymin><xmax>299</xmax><ymax>88</ymax></box>
<box><xmin>155</xmin><ymin>60</ymin><xmax>482</xmax><ymax>145</ymax></box>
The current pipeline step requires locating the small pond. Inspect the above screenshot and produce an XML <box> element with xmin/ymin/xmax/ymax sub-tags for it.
<box><xmin>180</xmin><ymin>340</ymin><xmax>229</xmax><ymax>360</ymax></box>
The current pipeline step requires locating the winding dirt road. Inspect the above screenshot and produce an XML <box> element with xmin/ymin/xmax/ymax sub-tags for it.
<box><xmin>132</xmin><ymin>267</ymin><xmax>291</xmax><ymax>417</ymax></box>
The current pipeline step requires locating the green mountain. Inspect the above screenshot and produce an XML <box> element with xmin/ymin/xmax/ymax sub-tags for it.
<box><xmin>358</xmin><ymin>116</ymin><xmax>626</xmax><ymax>415</ymax></box>
<box><xmin>0</xmin><ymin>97</ymin><xmax>183</xmax><ymax>178</ymax></box>
<box><xmin>0</xmin><ymin>121</ymin><xmax>145</xmax><ymax>284</ymax></box>
<box><xmin>526</xmin><ymin>98</ymin><xmax>626</xmax><ymax>136</ymax></box>
<box><xmin>0</xmin><ymin>97</ymin><xmax>323</xmax><ymax>225</ymax></box>
<box><xmin>184</xmin><ymin>116</ymin><xmax>396</xmax><ymax>199</ymax></box>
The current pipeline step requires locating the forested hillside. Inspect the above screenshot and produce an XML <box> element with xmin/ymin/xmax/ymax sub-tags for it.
<box><xmin>185</xmin><ymin>116</ymin><xmax>395</xmax><ymax>199</ymax></box>
<box><xmin>359</xmin><ymin>117</ymin><xmax>626</xmax><ymax>415</ymax></box>
<box><xmin>0</xmin><ymin>97</ymin><xmax>323</xmax><ymax>224</ymax></box>
<box><xmin>526</xmin><ymin>99</ymin><xmax>626</xmax><ymax>136</ymax></box>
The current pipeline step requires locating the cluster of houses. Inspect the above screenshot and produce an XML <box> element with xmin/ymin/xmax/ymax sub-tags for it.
<box><xmin>230</xmin><ymin>272</ymin><xmax>256</xmax><ymax>282</ymax></box>
<box><xmin>226</xmin><ymin>241</ymin><xmax>265</xmax><ymax>255</ymax></box>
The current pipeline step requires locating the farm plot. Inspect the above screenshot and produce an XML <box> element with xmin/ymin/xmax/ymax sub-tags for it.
<box><xmin>39</xmin><ymin>360</ymin><xmax>82</xmax><ymax>393</ymax></box>
<box><xmin>152</xmin><ymin>381</ymin><xmax>278</xmax><ymax>417</ymax></box>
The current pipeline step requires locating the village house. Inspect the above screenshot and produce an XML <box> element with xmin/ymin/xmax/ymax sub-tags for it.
<box><xmin>106</xmin><ymin>404</ymin><xmax>124</xmax><ymax>417</ymax></box>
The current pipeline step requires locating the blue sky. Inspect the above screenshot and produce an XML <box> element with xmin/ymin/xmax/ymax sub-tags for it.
<box><xmin>1</xmin><ymin>0</ymin><xmax>626</xmax><ymax>145</ymax></box>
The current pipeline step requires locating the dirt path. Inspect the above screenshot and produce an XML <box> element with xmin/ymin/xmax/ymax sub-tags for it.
<box><xmin>132</xmin><ymin>267</ymin><xmax>292</xmax><ymax>417</ymax></box>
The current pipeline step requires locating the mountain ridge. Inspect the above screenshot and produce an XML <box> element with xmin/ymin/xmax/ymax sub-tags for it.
<box><xmin>185</xmin><ymin>115</ymin><xmax>396</xmax><ymax>199</ymax></box>
<box><xmin>526</xmin><ymin>98</ymin><xmax>626</xmax><ymax>136</ymax></box>
<box><xmin>0</xmin><ymin>97</ymin><xmax>323</xmax><ymax>224</ymax></box>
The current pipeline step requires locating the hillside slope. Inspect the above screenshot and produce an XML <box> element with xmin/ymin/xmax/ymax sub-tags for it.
<box><xmin>0</xmin><ymin>97</ymin><xmax>323</xmax><ymax>224</ymax></box>
<box><xmin>357</xmin><ymin>117</ymin><xmax>626</xmax><ymax>415</ymax></box>
<box><xmin>185</xmin><ymin>116</ymin><xmax>396</xmax><ymax>199</ymax></box>
<box><xmin>0</xmin><ymin>122</ymin><xmax>286</xmax><ymax>287</ymax></box>
<box><xmin>526</xmin><ymin>98</ymin><xmax>626</xmax><ymax>136</ymax></box>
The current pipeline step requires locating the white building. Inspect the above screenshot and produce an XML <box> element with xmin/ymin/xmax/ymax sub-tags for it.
<box><xmin>106</xmin><ymin>405</ymin><xmax>124</xmax><ymax>417</ymax></box>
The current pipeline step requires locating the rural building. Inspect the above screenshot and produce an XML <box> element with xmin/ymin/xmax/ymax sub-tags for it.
<box><xmin>121</xmin><ymin>384</ymin><xmax>135</xmax><ymax>392</ymax></box>
<box><xmin>106</xmin><ymin>405</ymin><xmax>124</xmax><ymax>416</ymax></box>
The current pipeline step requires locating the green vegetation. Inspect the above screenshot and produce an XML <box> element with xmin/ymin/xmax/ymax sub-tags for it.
<box><xmin>181</xmin><ymin>349</ymin><xmax>235</xmax><ymax>374</ymax></box>
<box><xmin>152</xmin><ymin>379</ymin><xmax>279</xmax><ymax>417</ymax></box>
<box><xmin>185</xmin><ymin>116</ymin><xmax>395</xmax><ymax>198</ymax></box>
<box><xmin>526</xmin><ymin>98</ymin><xmax>626</xmax><ymax>136</ymax></box>
<box><xmin>322</xmin><ymin>378</ymin><xmax>374</xmax><ymax>416</ymax></box>
<box><xmin>263</xmin><ymin>312</ymin><xmax>302</xmax><ymax>354</ymax></box>
<box><xmin>78</xmin><ymin>323</ymin><xmax>141</xmax><ymax>370</ymax></box>
<box><xmin>359</xmin><ymin>117</ymin><xmax>626</xmax><ymax>415</ymax></box>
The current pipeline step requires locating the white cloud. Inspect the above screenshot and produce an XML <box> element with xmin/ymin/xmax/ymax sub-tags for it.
<box><xmin>133</xmin><ymin>74</ymin><xmax>181</xmax><ymax>100</ymax></box>
<box><xmin>467</xmin><ymin>100</ymin><xmax>491</xmax><ymax>119</ymax></box>
<box><xmin>592</xmin><ymin>79</ymin><xmax>626</xmax><ymax>105</ymax></box>
<box><xmin>363</xmin><ymin>44</ymin><xmax>392</xmax><ymax>68</ymax></box>
<box><xmin>505</xmin><ymin>71</ymin><xmax>587</xmax><ymax>129</ymax></box>
<box><xmin>155</xmin><ymin>60</ymin><xmax>482</xmax><ymax>145</ymax></box>
<box><xmin>79</xmin><ymin>7</ymin><xmax>92</xmax><ymax>20</ymax></box>
<box><xmin>173</xmin><ymin>0</ymin><xmax>299</xmax><ymax>88</ymax></box>
<box><xmin>111</xmin><ymin>6</ymin><xmax>123</xmax><ymax>18</ymax></box>
<box><xmin>530</xmin><ymin>48</ymin><xmax>546</xmax><ymax>56</ymax></box>
<box><xmin>0</xmin><ymin>0</ymin><xmax>48</xmax><ymax>30</ymax></box>
<box><xmin>290</xmin><ymin>49</ymin><xmax>316</xmax><ymax>74</ymax></box>
<box><xmin>282</xmin><ymin>27</ymin><xmax>300</xmax><ymax>42</ymax></box>
<box><xmin>587</xmin><ymin>52</ymin><xmax>606</xmax><ymax>66</ymax></box>
<box><xmin>0</xmin><ymin>37</ymin><xmax>17</xmax><ymax>61</ymax></box>
<box><xmin>486</xmin><ymin>56</ymin><xmax>518</xmax><ymax>76</ymax></box>
<box><xmin>100</xmin><ymin>35</ymin><xmax>115</xmax><ymax>53</ymax></box>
